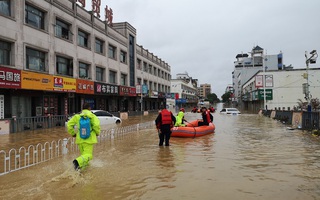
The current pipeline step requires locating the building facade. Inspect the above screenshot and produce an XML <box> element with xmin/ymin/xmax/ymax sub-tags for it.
<box><xmin>198</xmin><ymin>83</ymin><xmax>211</xmax><ymax>99</ymax></box>
<box><xmin>169</xmin><ymin>72</ymin><xmax>198</xmax><ymax>112</ymax></box>
<box><xmin>242</xmin><ymin>68</ymin><xmax>320</xmax><ymax>112</ymax></box>
<box><xmin>0</xmin><ymin>0</ymin><xmax>171</xmax><ymax>118</ymax></box>
<box><xmin>232</xmin><ymin>46</ymin><xmax>283</xmax><ymax>108</ymax></box>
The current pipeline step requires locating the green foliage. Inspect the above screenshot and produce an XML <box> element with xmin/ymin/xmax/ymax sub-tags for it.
<box><xmin>206</xmin><ymin>93</ymin><xmax>219</xmax><ymax>103</ymax></box>
<box><xmin>221</xmin><ymin>92</ymin><xmax>231</xmax><ymax>103</ymax></box>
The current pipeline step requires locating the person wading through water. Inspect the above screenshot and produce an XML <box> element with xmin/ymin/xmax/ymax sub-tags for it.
<box><xmin>67</xmin><ymin>102</ymin><xmax>101</xmax><ymax>170</ymax></box>
<box><xmin>155</xmin><ymin>106</ymin><xmax>176</xmax><ymax>146</ymax></box>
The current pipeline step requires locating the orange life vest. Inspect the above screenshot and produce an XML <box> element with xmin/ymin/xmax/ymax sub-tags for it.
<box><xmin>161</xmin><ymin>109</ymin><xmax>173</xmax><ymax>125</ymax></box>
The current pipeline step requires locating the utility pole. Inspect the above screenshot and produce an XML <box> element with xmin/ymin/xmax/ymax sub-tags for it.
<box><xmin>305</xmin><ymin>50</ymin><xmax>318</xmax><ymax>112</ymax></box>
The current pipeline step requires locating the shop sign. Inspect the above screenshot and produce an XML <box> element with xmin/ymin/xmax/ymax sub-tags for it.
<box><xmin>21</xmin><ymin>71</ymin><xmax>52</xmax><ymax>91</ymax></box>
<box><xmin>119</xmin><ymin>86</ymin><xmax>136</xmax><ymax>96</ymax></box>
<box><xmin>165</xmin><ymin>93</ymin><xmax>172</xmax><ymax>99</ymax></box>
<box><xmin>176</xmin><ymin>98</ymin><xmax>186</xmax><ymax>103</ymax></box>
<box><xmin>94</xmin><ymin>82</ymin><xmax>119</xmax><ymax>95</ymax></box>
<box><xmin>142</xmin><ymin>84</ymin><xmax>148</xmax><ymax>94</ymax></box>
<box><xmin>76</xmin><ymin>79</ymin><xmax>94</xmax><ymax>94</ymax></box>
<box><xmin>257</xmin><ymin>89</ymin><xmax>273</xmax><ymax>100</ymax></box>
<box><xmin>53</xmin><ymin>76</ymin><xmax>76</xmax><ymax>92</ymax></box>
<box><xmin>255</xmin><ymin>75</ymin><xmax>263</xmax><ymax>87</ymax></box>
<box><xmin>0</xmin><ymin>66</ymin><xmax>21</xmax><ymax>89</ymax></box>
<box><xmin>150</xmin><ymin>90</ymin><xmax>158</xmax><ymax>98</ymax></box>
<box><xmin>136</xmin><ymin>85</ymin><xmax>141</xmax><ymax>94</ymax></box>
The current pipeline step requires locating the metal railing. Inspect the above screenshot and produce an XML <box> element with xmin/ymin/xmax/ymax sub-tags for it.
<box><xmin>9</xmin><ymin>115</ymin><xmax>67</xmax><ymax>133</ymax></box>
<box><xmin>0</xmin><ymin>121</ymin><xmax>155</xmax><ymax>176</ymax></box>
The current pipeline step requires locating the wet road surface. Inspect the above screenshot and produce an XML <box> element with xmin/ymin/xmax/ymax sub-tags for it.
<box><xmin>0</xmin><ymin>105</ymin><xmax>320</xmax><ymax>200</ymax></box>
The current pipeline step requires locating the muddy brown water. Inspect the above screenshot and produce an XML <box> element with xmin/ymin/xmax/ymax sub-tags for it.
<box><xmin>1</xmin><ymin>105</ymin><xmax>320</xmax><ymax>200</ymax></box>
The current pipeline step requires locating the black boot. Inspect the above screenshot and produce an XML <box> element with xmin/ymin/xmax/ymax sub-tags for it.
<box><xmin>73</xmin><ymin>159</ymin><xmax>80</xmax><ymax>171</ymax></box>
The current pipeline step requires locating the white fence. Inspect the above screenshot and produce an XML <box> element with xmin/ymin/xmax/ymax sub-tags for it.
<box><xmin>0</xmin><ymin>121</ymin><xmax>155</xmax><ymax>176</ymax></box>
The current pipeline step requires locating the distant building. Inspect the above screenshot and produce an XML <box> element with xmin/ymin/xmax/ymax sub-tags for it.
<box><xmin>232</xmin><ymin>46</ymin><xmax>283</xmax><ymax>107</ymax></box>
<box><xmin>225</xmin><ymin>84</ymin><xmax>234</xmax><ymax>93</ymax></box>
<box><xmin>198</xmin><ymin>83</ymin><xmax>211</xmax><ymax>99</ymax></box>
<box><xmin>169</xmin><ymin>72</ymin><xmax>198</xmax><ymax>111</ymax></box>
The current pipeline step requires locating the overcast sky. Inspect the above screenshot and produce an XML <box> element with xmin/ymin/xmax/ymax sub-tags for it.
<box><xmin>86</xmin><ymin>0</ymin><xmax>320</xmax><ymax>97</ymax></box>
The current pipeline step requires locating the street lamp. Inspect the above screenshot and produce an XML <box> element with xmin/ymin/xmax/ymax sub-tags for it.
<box><xmin>305</xmin><ymin>50</ymin><xmax>318</xmax><ymax>111</ymax></box>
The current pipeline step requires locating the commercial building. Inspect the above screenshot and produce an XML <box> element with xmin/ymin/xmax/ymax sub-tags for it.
<box><xmin>0</xmin><ymin>0</ymin><xmax>171</xmax><ymax>119</ymax></box>
<box><xmin>169</xmin><ymin>72</ymin><xmax>198</xmax><ymax>112</ymax></box>
<box><xmin>242</xmin><ymin>68</ymin><xmax>320</xmax><ymax>112</ymax></box>
<box><xmin>232</xmin><ymin>46</ymin><xmax>283</xmax><ymax>108</ymax></box>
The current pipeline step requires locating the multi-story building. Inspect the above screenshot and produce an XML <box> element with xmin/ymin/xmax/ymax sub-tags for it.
<box><xmin>225</xmin><ymin>84</ymin><xmax>234</xmax><ymax>93</ymax></box>
<box><xmin>169</xmin><ymin>72</ymin><xmax>198</xmax><ymax>112</ymax></box>
<box><xmin>198</xmin><ymin>83</ymin><xmax>211</xmax><ymax>99</ymax></box>
<box><xmin>232</xmin><ymin>46</ymin><xmax>283</xmax><ymax>108</ymax></box>
<box><xmin>0</xmin><ymin>0</ymin><xmax>171</xmax><ymax>118</ymax></box>
<box><xmin>242</xmin><ymin>68</ymin><xmax>320</xmax><ymax>112</ymax></box>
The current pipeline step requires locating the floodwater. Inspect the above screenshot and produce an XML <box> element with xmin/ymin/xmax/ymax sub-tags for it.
<box><xmin>1</xmin><ymin>104</ymin><xmax>320</xmax><ymax>200</ymax></box>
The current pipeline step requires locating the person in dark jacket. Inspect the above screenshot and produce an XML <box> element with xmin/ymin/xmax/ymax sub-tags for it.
<box><xmin>155</xmin><ymin>106</ymin><xmax>176</xmax><ymax>146</ymax></box>
<box><xmin>198</xmin><ymin>107</ymin><xmax>213</xmax><ymax>126</ymax></box>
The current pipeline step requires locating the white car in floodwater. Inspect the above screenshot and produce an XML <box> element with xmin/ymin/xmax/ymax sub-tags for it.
<box><xmin>220</xmin><ymin>108</ymin><xmax>241</xmax><ymax>115</ymax></box>
<box><xmin>65</xmin><ymin>110</ymin><xmax>122</xmax><ymax>127</ymax></box>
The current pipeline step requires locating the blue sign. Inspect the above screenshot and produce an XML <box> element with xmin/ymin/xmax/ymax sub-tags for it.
<box><xmin>142</xmin><ymin>84</ymin><xmax>148</xmax><ymax>94</ymax></box>
<box><xmin>175</xmin><ymin>98</ymin><xmax>187</xmax><ymax>103</ymax></box>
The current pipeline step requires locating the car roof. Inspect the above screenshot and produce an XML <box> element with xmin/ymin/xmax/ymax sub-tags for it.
<box><xmin>90</xmin><ymin>110</ymin><xmax>111</xmax><ymax>113</ymax></box>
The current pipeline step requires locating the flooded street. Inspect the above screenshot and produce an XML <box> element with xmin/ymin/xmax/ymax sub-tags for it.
<box><xmin>1</xmin><ymin>105</ymin><xmax>320</xmax><ymax>200</ymax></box>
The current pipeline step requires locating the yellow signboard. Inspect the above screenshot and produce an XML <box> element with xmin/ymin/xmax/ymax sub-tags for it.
<box><xmin>53</xmin><ymin>76</ymin><xmax>76</xmax><ymax>92</ymax></box>
<box><xmin>21</xmin><ymin>71</ymin><xmax>53</xmax><ymax>91</ymax></box>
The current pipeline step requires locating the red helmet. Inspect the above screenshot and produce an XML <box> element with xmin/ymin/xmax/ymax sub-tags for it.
<box><xmin>180</xmin><ymin>108</ymin><xmax>185</xmax><ymax>112</ymax></box>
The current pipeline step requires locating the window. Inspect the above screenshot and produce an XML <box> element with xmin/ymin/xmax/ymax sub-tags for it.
<box><xmin>137</xmin><ymin>78</ymin><xmax>141</xmax><ymax>85</ymax></box>
<box><xmin>95</xmin><ymin>38</ymin><xmax>103</xmax><ymax>54</ymax></box>
<box><xmin>0</xmin><ymin>40</ymin><xmax>11</xmax><ymax>65</ymax></box>
<box><xmin>56</xmin><ymin>56</ymin><xmax>73</xmax><ymax>76</ymax></box>
<box><xmin>108</xmin><ymin>45</ymin><xmax>116</xmax><ymax>59</ymax></box>
<box><xmin>96</xmin><ymin>66</ymin><xmax>104</xmax><ymax>82</ymax></box>
<box><xmin>79</xmin><ymin>62</ymin><xmax>90</xmax><ymax>79</ymax></box>
<box><xmin>55</xmin><ymin>19</ymin><xmax>71</xmax><ymax>40</ymax></box>
<box><xmin>120</xmin><ymin>74</ymin><xmax>127</xmax><ymax>86</ymax></box>
<box><xmin>137</xmin><ymin>59</ymin><xmax>141</xmax><ymax>69</ymax></box>
<box><xmin>0</xmin><ymin>0</ymin><xmax>10</xmax><ymax>16</ymax></box>
<box><xmin>120</xmin><ymin>50</ymin><xmax>126</xmax><ymax>63</ymax></box>
<box><xmin>26</xmin><ymin>47</ymin><xmax>46</xmax><ymax>72</ymax></box>
<box><xmin>148</xmin><ymin>65</ymin><xmax>152</xmax><ymax>74</ymax></box>
<box><xmin>143</xmin><ymin>62</ymin><xmax>147</xmax><ymax>72</ymax></box>
<box><xmin>25</xmin><ymin>4</ymin><xmax>45</xmax><ymax>30</ymax></box>
<box><xmin>153</xmin><ymin>67</ymin><xmax>157</xmax><ymax>76</ymax></box>
<box><xmin>78</xmin><ymin>30</ymin><xmax>89</xmax><ymax>47</ymax></box>
<box><xmin>109</xmin><ymin>70</ymin><xmax>116</xmax><ymax>84</ymax></box>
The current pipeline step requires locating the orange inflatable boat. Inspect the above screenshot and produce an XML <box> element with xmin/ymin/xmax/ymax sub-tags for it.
<box><xmin>171</xmin><ymin>120</ymin><xmax>215</xmax><ymax>138</ymax></box>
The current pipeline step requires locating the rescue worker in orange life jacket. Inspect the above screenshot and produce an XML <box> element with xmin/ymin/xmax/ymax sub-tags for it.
<box><xmin>198</xmin><ymin>107</ymin><xmax>213</xmax><ymax>126</ymax></box>
<box><xmin>155</xmin><ymin>106</ymin><xmax>176</xmax><ymax>146</ymax></box>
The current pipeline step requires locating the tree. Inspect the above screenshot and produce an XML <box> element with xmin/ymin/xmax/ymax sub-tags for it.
<box><xmin>221</xmin><ymin>92</ymin><xmax>231</xmax><ymax>103</ymax></box>
<box><xmin>206</xmin><ymin>93</ymin><xmax>219</xmax><ymax>103</ymax></box>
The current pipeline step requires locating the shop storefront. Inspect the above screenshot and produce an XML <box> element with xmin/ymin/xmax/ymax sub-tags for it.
<box><xmin>119</xmin><ymin>86</ymin><xmax>136</xmax><ymax>112</ymax></box>
<box><xmin>94</xmin><ymin>82</ymin><xmax>119</xmax><ymax>112</ymax></box>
